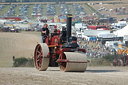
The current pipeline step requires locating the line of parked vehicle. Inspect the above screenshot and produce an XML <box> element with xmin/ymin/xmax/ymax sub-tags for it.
<box><xmin>31</xmin><ymin>4</ymin><xmax>43</xmax><ymax>17</ymax></box>
<box><xmin>59</xmin><ymin>4</ymin><xmax>70</xmax><ymax>15</ymax></box>
<box><xmin>4</xmin><ymin>4</ymin><xmax>16</xmax><ymax>17</ymax></box>
<box><xmin>18</xmin><ymin>5</ymin><xmax>29</xmax><ymax>17</ymax></box>
<box><xmin>72</xmin><ymin>4</ymin><xmax>86</xmax><ymax>17</ymax></box>
<box><xmin>46</xmin><ymin>4</ymin><xmax>55</xmax><ymax>16</ymax></box>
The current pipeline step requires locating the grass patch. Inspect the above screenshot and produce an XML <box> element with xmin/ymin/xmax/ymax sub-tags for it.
<box><xmin>27</xmin><ymin>4</ymin><xmax>34</xmax><ymax>19</ymax></box>
<box><xmin>55</xmin><ymin>4</ymin><xmax>60</xmax><ymax>15</ymax></box>
<box><xmin>103</xmin><ymin>54</ymin><xmax>115</xmax><ymax>62</ymax></box>
<box><xmin>13</xmin><ymin>57</ymin><xmax>34</xmax><ymax>67</ymax></box>
<box><xmin>85</xmin><ymin>3</ymin><xmax>102</xmax><ymax>18</ymax></box>
<box><xmin>0</xmin><ymin>5</ymin><xmax>10</xmax><ymax>16</ymax></box>
<box><xmin>68</xmin><ymin>4</ymin><xmax>75</xmax><ymax>15</ymax></box>
<box><xmin>14</xmin><ymin>5</ymin><xmax>21</xmax><ymax>16</ymax></box>
<box><xmin>41</xmin><ymin>5</ymin><xmax>44</xmax><ymax>15</ymax></box>
<box><xmin>88</xmin><ymin>54</ymin><xmax>115</xmax><ymax>66</ymax></box>
<box><xmin>83</xmin><ymin>4</ymin><xmax>93</xmax><ymax>15</ymax></box>
<box><xmin>42</xmin><ymin>4</ymin><xmax>46</xmax><ymax>16</ymax></box>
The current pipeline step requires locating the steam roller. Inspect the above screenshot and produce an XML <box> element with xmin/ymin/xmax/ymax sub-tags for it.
<box><xmin>34</xmin><ymin>14</ymin><xmax>89</xmax><ymax>72</ymax></box>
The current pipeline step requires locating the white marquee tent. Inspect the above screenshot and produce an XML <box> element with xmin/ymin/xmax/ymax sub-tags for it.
<box><xmin>114</xmin><ymin>25</ymin><xmax>128</xmax><ymax>37</ymax></box>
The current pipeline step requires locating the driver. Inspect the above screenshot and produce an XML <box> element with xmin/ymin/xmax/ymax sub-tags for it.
<box><xmin>41</xmin><ymin>24</ymin><xmax>49</xmax><ymax>43</ymax></box>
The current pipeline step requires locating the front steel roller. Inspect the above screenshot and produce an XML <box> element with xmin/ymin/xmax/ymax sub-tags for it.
<box><xmin>58</xmin><ymin>52</ymin><xmax>88</xmax><ymax>72</ymax></box>
<box><xmin>34</xmin><ymin>43</ymin><xmax>49</xmax><ymax>71</ymax></box>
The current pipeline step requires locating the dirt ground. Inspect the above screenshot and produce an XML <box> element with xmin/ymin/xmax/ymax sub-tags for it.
<box><xmin>0</xmin><ymin>66</ymin><xmax>128</xmax><ymax>85</ymax></box>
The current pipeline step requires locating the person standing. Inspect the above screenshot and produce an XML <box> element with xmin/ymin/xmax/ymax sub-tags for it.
<box><xmin>41</xmin><ymin>24</ymin><xmax>49</xmax><ymax>43</ymax></box>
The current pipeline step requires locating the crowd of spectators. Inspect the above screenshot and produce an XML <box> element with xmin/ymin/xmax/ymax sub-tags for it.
<box><xmin>78</xmin><ymin>38</ymin><xmax>113</xmax><ymax>58</ymax></box>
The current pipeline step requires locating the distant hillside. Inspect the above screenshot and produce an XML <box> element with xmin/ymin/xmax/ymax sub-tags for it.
<box><xmin>0</xmin><ymin>32</ymin><xmax>40</xmax><ymax>67</ymax></box>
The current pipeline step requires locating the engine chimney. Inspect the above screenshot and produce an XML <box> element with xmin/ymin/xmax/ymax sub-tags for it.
<box><xmin>66</xmin><ymin>14</ymin><xmax>72</xmax><ymax>42</ymax></box>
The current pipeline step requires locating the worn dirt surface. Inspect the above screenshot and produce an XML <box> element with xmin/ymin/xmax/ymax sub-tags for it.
<box><xmin>0</xmin><ymin>66</ymin><xmax>128</xmax><ymax>85</ymax></box>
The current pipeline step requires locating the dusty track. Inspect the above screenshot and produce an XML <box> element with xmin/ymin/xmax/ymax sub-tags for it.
<box><xmin>0</xmin><ymin>66</ymin><xmax>128</xmax><ymax>85</ymax></box>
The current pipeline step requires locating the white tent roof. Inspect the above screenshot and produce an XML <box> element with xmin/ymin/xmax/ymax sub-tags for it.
<box><xmin>114</xmin><ymin>25</ymin><xmax>128</xmax><ymax>37</ymax></box>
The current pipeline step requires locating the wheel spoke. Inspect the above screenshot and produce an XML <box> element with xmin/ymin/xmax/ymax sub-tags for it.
<box><xmin>36</xmin><ymin>53</ymin><xmax>43</xmax><ymax>68</ymax></box>
<box><xmin>38</xmin><ymin>60</ymin><xmax>41</xmax><ymax>67</ymax></box>
<box><xmin>37</xmin><ymin>51</ymin><xmax>43</xmax><ymax>56</ymax></box>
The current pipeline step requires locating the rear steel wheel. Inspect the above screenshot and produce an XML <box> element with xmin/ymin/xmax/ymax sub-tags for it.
<box><xmin>34</xmin><ymin>43</ymin><xmax>49</xmax><ymax>71</ymax></box>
